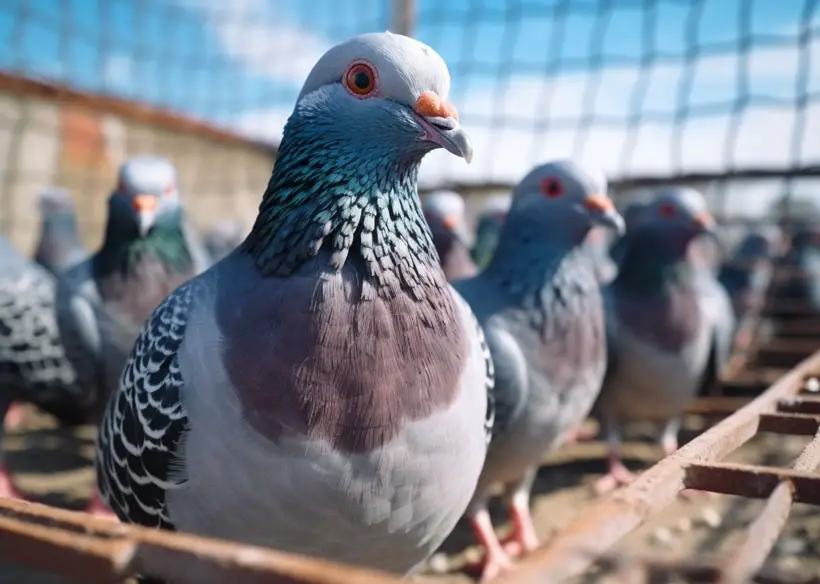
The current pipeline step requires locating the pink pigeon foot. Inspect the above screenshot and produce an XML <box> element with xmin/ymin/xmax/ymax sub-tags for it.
<box><xmin>466</xmin><ymin>510</ymin><xmax>516</xmax><ymax>583</ymax></box>
<box><xmin>84</xmin><ymin>493</ymin><xmax>119</xmax><ymax>521</ymax></box>
<box><xmin>593</xmin><ymin>451</ymin><xmax>637</xmax><ymax>496</ymax></box>
<box><xmin>0</xmin><ymin>465</ymin><xmax>25</xmax><ymax>500</ymax></box>
<box><xmin>4</xmin><ymin>403</ymin><xmax>26</xmax><ymax>431</ymax></box>
<box><xmin>501</xmin><ymin>499</ymin><xmax>540</xmax><ymax>558</ymax></box>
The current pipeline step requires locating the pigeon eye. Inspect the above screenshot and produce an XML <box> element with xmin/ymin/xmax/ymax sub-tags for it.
<box><xmin>540</xmin><ymin>177</ymin><xmax>563</xmax><ymax>198</ymax></box>
<box><xmin>658</xmin><ymin>202</ymin><xmax>677</xmax><ymax>218</ymax></box>
<box><xmin>345</xmin><ymin>62</ymin><xmax>376</xmax><ymax>97</ymax></box>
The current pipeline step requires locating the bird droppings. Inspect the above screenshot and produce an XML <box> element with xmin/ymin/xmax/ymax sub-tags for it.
<box><xmin>427</xmin><ymin>553</ymin><xmax>450</xmax><ymax>574</ymax></box>
<box><xmin>700</xmin><ymin>507</ymin><xmax>723</xmax><ymax>528</ymax></box>
<box><xmin>650</xmin><ymin>526</ymin><xmax>675</xmax><ymax>547</ymax></box>
<box><xmin>674</xmin><ymin>517</ymin><xmax>693</xmax><ymax>533</ymax></box>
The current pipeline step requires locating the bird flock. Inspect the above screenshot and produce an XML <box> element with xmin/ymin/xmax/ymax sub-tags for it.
<box><xmin>0</xmin><ymin>32</ymin><xmax>797</xmax><ymax>583</ymax></box>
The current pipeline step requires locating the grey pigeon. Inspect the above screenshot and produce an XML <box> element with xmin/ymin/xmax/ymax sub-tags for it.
<box><xmin>772</xmin><ymin>224</ymin><xmax>820</xmax><ymax>318</ymax></box>
<box><xmin>423</xmin><ymin>190</ymin><xmax>478</xmax><ymax>281</ymax></box>
<box><xmin>56</xmin><ymin>156</ymin><xmax>208</xmax><ymax>515</ymax></box>
<box><xmin>33</xmin><ymin>187</ymin><xmax>88</xmax><ymax>275</ymax></box>
<box><xmin>718</xmin><ymin>227</ymin><xmax>781</xmax><ymax>319</ymax></box>
<box><xmin>203</xmin><ymin>219</ymin><xmax>246</xmax><ymax>263</ymax></box>
<box><xmin>472</xmin><ymin>194</ymin><xmax>511</xmax><ymax>269</ymax></box>
<box><xmin>592</xmin><ymin>187</ymin><xmax>735</xmax><ymax>494</ymax></box>
<box><xmin>0</xmin><ymin>234</ymin><xmax>103</xmax><ymax>498</ymax></box>
<box><xmin>454</xmin><ymin>160</ymin><xmax>625</xmax><ymax>582</ymax></box>
<box><xmin>95</xmin><ymin>32</ymin><xmax>494</xmax><ymax>579</ymax></box>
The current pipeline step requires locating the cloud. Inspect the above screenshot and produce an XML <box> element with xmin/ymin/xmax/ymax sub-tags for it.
<box><xmin>174</xmin><ymin>0</ymin><xmax>330</xmax><ymax>83</ymax></box>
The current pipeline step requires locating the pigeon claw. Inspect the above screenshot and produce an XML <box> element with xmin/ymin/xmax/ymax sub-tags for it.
<box><xmin>593</xmin><ymin>458</ymin><xmax>637</xmax><ymax>496</ymax></box>
<box><xmin>4</xmin><ymin>402</ymin><xmax>26</xmax><ymax>431</ymax></box>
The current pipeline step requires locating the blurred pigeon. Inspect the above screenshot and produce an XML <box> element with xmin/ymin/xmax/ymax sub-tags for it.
<box><xmin>203</xmin><ymin>219</ymin><xmax>246</xmax><ymax>263</ymax></box>
<box><xmin>592</xmin><ymin>187</ymin><xmax>735</xmax><ymax>494</ymax></box>
<box><xmin>718</xmin><ymin>227</ymin><xmax>780</xmax><ymax>319</ymax></box>
<box><xmin>454</xmin><ymin>160</ymin><xmax>625</xmax><ymax>581</ymax></box>
<box><xmin>56</xmin><ymin>156</ymin><xmax>208</xmax><ymax>516</ymax></box>
<box><xmin>472</xmin><ymin>194</ymin><xmax>511</xmax><ymax>269</ymax></box>
<box><xmin>95</xmin><ymin>32</ymin><xmax>494</xmax><ymax>577</ymax></box>
<box><xmin>772</xmin><ymin>224</ymin><xmax>820</xmax><ymax>318</ymax></box>
<box><xmin>33</xmin><ymin>187</ymin><xmax>87</xmax><ymax>275</ymax></box>
<box><xmin>423</xmin><ymin>190</ymin><xmax>477</xmax><ymax>281</ymax></box>
<box><xmin>0</xmin><ymin>234</ymin><xmax>103</xmax><ymax>498</ymax></box>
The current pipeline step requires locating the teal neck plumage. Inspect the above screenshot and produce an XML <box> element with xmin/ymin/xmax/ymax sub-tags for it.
<box><xmin>615</xmin><ymin>228</ymin><xmax>695</xmax><ymax>295</ymax></box>
<box><xmin>243</xmin><ymin>114</ymin><xmax>445</xmax><ymax>300</ymax></box>
<box><xmin>94</xmin><ymin>213</ymin><xmax>193</xmax><ymax>279</ymax></box>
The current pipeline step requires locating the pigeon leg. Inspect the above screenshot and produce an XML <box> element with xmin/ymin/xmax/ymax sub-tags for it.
<box><xmin>593</xmin><ymin>422</ymin><xmax>636</xmax><ymax>496</ymax></box>
<box><xmin>0</xmin><ymin>398</ymin><xmax>25</xmax><ymax>500</ymax></box>
<box><xmin>500</xmin><ymin>468</ymin><xmax>539</xmax><ymax>557</ymax></box>
<box><xmin>84</xmin><ymin>491</ymin><xmax>119</xmax><ymax>521</ymax></box>
<box><xmin>465</xmin><ymin>501</ymin><xmax>515</xmax><ymax>583</ymax></box>
<box><xmin>659</xmin><ymin>417</ymin><xmax>681</xmax><ymax>457</ymax></box>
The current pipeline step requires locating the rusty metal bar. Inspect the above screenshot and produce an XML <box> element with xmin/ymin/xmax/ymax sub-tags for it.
<box><xmin>758</xmin><ymin>412</ymin><xmax>820</xmax><ymax>435</ymax></box>
<box><xmin>0</xmin><ymin>498</ymin><xmax>403</xmax><ymax>584</ymax></box>
<box><xmin>717</xmin><ymin>427</ymin><xmax>820</xmax><ymax>584</ymax></box>
<box><xmin>683</xmin><ymin>462</ymin><xmax>820</xmax><ymax>504</ymax></box>
<box><xmin>500</xmin><ymin>349</ymin><xmax>820</xmax><ymax>584</ymax></box>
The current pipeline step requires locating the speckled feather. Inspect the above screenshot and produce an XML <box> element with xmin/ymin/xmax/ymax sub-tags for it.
<box><xmin>0</xmin><ymin>235</ymin><xmax>97</xmax><ymax>424</ymax></box>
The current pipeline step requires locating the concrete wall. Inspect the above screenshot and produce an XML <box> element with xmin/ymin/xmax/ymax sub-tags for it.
<box><xmin>0</xmin><ymin>89</ymin><xmax>276</xmax><ymax>255</ymax></box>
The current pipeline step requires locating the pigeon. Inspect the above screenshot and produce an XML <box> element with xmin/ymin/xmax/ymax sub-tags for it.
<box><xmin>422</xmin><ymin>190</ymin><xmax>478</xmax><ymax>281</ymax></box>
<box><xmin>95</xmin><ymin>32</ymin><xmax>494</xmax><ymax>578</ymax></box>
<box><xmin>592</xmin><ymin>187</ymin><xmax>735</xmax><ymax>495</ymax></box>
<box><xmin>718</xmin><ymin>227</ymin><xmax>780</xmax><ymax>319</ymax></box>
<box><xmin>0</xmin><ymin>234</ymin><xmax>102</xmax><ymax>498</ymax></box>
<box><xmin>56</xmin><ymin>156</ymin><xmax>208</xmax><ymax>515</ymax></box>
<box><xmin>454</xmin><ymin>160</ymin><xmax>625</xmax><ymax>582</ymax></box>
<box><xmin>472</xmin><ymin>194</ymin><xmax>512</xmax><ymax>269</ymax></box>
<box><xmin>203</xmin><ymin>219</ymin><xmax>246</xmax><ymax>263</ymax></box>
<box><xmin>33</xmin><ymin>187</ymin><xmax>87</xmax><ymax>276</ymax></box>
<box><xmin>773</xmin><ymin>224</ymin><xmax>820</xmax><ymax>318</ymax></box>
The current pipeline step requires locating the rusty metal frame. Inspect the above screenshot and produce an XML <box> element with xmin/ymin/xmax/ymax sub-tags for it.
<box><xmin>0</xmin><ymin>352</ymin><xmax>816</xmax><ymax>583</ymax></box>
<box><xmin>500</xmin><ymin>349</ymin><xmax>820</xmax><ymax>584</ymax></box>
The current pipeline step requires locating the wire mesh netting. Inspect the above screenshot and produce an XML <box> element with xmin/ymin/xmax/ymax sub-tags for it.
<box><xmin>0</xmin><ymin>0</ymin><xmax>819</xmax><ymax>243</ymax></box>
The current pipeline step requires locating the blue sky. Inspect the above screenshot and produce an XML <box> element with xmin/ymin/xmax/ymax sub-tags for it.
<box><xmin>1</xmin><ymin>0</ymin><xmax>818</xmax><ymax>196</ymax></box>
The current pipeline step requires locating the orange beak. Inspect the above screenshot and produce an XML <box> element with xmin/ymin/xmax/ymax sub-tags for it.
<box><xmin>442</xmin><ymin>215</ymin><xmax>459</xmax><ymax>231</ymax></box>
<box><xmin>693</xmin><ymin>211</ymin><xmax>715</xmax><ymax>229</ymax></box>
<box><xmin>413</xmin><ymin>92</ymin><xmax>459</xmax><ymax>120</ymax></box>
<box><xmin>583</xmin><ymin>194</ymin><xmax>615</xmax><ymax>213</ymax></box>
<box><xmin>132</xmin><ymin>194</ymin><xmax>159</xmax><ymax>213</ymax></box>
<box><xmin>583</xmin><ymin>194</ymin><xmax>625</xmax><ymax>235</ymax></box>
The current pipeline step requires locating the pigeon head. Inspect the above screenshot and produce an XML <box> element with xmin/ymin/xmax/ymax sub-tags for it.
<box><xmin>638</xmin><ymin>187</ymin><xmax>718</xmax><ymax>249</ymax></box>
<box><xmin>505</xmin><ymin>159</ymin><xmax>625</xmax><ymax>242</ymax></box>
<box><xmin>108</xmin><ymin>156</ymin><xmax>182</xmax><ymax>238</ymax></box>
<box><xmin>245</xmin><ymin>32</ymin><xmax>473</xmax><ymax>291</ymax></box>
<box><xmin>290</xmin><ymin>32</ymin><xmax>472</xmax><ymax>164</ymax></box>
<box><xmin>423</xmin><ymin>190</ymin><xmax>469</xmax><ymax>243</ymax></box>
<box><xmin>37</xmin><ymin>187</ymin><xmax>76</xmax><ymax>216</ymax></box>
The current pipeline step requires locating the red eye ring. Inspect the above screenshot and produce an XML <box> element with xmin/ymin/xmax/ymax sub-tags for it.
<box><xmin>658</xmin><ymin>202</ymin><xmax>677</xmax><ymax>218</ymax></box>
<box><xmin>540</xmin><ymin>177</ymin><xmax>563</xmax><ymax>198</ymax></box>
<box><xmin>163</xmin><ymin>182</ymin><xmax>175</xmax><ymax>198</ymax></box>
<box><xmin>344</xmin><ymin>61</ymin><xmax>376</xmax><ymax>97</ymax></box>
